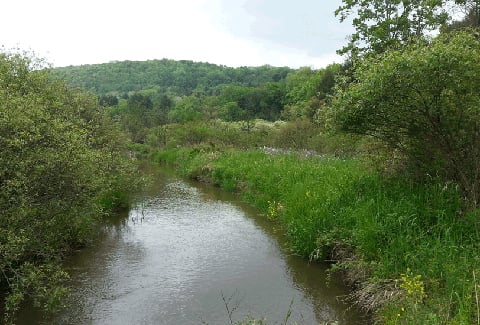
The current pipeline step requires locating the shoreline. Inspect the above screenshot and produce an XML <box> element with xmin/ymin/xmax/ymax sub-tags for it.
<box><xmin>152</xmin><ymin>146</ymin><xmax>480</xmax><ymax>324</ymax></box>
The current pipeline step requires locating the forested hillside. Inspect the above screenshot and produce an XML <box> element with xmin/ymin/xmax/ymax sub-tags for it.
<box><xmin>52</xmin><ymin>59</ymin><xmax>341</xmax><ymax>146</ymax></box>
<box><xmin>53</xmin><ymin>59</ymin><xmax>292</xmax><ymax>96</ymax></box>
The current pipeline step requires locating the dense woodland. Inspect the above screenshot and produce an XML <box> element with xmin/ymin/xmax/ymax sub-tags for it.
<box><xmin>53</xmin><ymin>59</ymin><xmax>342</xmax><ymax>148</ymax></box>
<box><xmin>2</xmin><ymin>0</ymin><xmax>480</xmax><ymax>323</ymax></box>
<box><xmin>52</xmin><ymin>60</ymin><xmax>292</xmax><ymax>96</ymax></box>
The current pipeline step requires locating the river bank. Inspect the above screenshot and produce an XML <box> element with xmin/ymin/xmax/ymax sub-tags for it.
<box><xmin>153</xmin><ymin>146</ymin><xmax>480</xmax><ymax>324</ymax></box>
<box><xmin>11</xmin><ymin>164</ymin><xmax>365</xmax><ymax>325</ymax></box>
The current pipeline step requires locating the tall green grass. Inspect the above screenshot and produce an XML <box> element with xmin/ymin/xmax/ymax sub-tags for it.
<box><xmin>153</xmin><ymin>147</ymin><xmax>480</xmax><ymax>324</ymax></box>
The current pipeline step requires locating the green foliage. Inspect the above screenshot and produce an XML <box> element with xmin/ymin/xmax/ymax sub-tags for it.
<box><xmin>54</xmin><ymin>59</ymin><xmax>349</xmax><ymax>148</ymax></box>
<box><xmin>114</xmin><ymin>92</ymin><xmax>170</xmax><ymax>142</ymax></box>
<box><xmin>218</xmin><ymin>82</ymin><xmax>286</xmax><ymax>122</ymax></box>
<box><xmin>144</xmin><ymin>119</ymin><xmax>360</xmax><ymax>158</ymax></box>
<box><xmin>147</xmin><ymin>120</ymin><xmax>274</xmax><ymax>149</ymax></box>
<box><xmin>447</xmin><ymin>0</ymin><xmax>480</xmax><ymax>29</ymax></box>
<box><xmin>98</xmin><ymin>94</ymin><xmax>118</xmax><ymax>107</ymax></box>
<box><xmin>0</xmin><ymin>51</ymin><xmax>137</xmax><ymax>321</ymax></box>
<box><xmin>336</xmin><ymin>0</ymin><xmax>448</xmax><ymax>57</ymax></box>
<box><xmin>167</xmin><ymin>96</ymin><xmax>204</xmax><ymax>123</ymax></box>
<box><xmin>272</xmin><ymin>120</ymin><xmax>318</xmax><ymax>150</ymax></box>
<box><xmin>284</xmin><ymin>67</ymin><xmax>319</xmax><ymax>105</ymax></box>
<box><xmin>5</xmin><ymin>263</ymin><xmax>70</xmax><ymax>319</ymax></box>
<box><xmin>333</xmin><ymin>31</ymin><xmax>480</xmax><ymax>208</ymax></box>
<box><xmin>52</xmin><ymin>59</ymin><xmax>292</xmax><ymax>96</ymax></box>
<box><xmin>53</xmin><ymin>59</ymin><xmax>346</xmax><ymax>135</ymax></box>
<box><xmin>157</xmin><ymin>147</ymin><xmax>480</xmax><ymax>324</ymax></box>
<box><xmin>282</xmin><ymin>64</ymin><xmax>341</xmax><ymax>121</ymax></box>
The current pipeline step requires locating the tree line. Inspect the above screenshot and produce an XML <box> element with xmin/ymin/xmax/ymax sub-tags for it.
<box><xmin>56</xmin><ymin>62</ymin><xmax>341</xmax><ymax>145</ymax></box>
<box><xmin>52</xmin><ymin>59</ymin><xmax>292</xmax><ymax>96</ymax></box>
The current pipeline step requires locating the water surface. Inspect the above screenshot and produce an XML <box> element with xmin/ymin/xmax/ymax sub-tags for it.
<box><xmin>16</xmin><ymin>167</ymin><xmax>366</xmax><ymax>324</ymax></box>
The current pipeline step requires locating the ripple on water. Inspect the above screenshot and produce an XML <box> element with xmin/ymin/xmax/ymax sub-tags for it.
<box><xmin>15</xmin><ymin>174</ymin><xmax>367</xmax><ymax>325</ymax></box>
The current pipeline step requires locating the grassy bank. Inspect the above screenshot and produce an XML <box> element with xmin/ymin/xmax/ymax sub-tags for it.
<box><xmin>153</xmin><ymin>147</ymin><xmax>480</xmax><ymax>324</ymax></box>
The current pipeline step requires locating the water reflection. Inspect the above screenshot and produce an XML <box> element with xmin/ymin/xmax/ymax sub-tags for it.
<box><xmin>14</xmin><ymin>166</ymin><xmax>366</xmax><ymax>325</ymax></box>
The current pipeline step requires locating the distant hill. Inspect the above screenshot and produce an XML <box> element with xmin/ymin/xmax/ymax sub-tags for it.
<box><xmin>52</xmin><ymin>59</ymin><xmax>292</xmax><ymax>96</ymax></box>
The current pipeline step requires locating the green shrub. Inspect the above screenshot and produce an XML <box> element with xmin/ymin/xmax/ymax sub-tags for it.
<box><xmin>0</xmin><ymin>52</ymin><xmax>137</xmax><ymax>321</ymax></box>
<box><xmin>334</xmin><ymin>31</ymin><xmax>480</xmax><ymax>209</ymax></box>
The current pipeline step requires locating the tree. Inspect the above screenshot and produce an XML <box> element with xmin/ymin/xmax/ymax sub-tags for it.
<box><xmin>99</xmin><ymin>94</ymin><xmax>119</xmax><ymax>107</ymax></box>
<box><xmin>223</xmin><ymin>101</ymin><xmax>243</xmax><ymax>122</ymax></box>
<box><xmin>157</xmin><ymin>94</ymin><xmax>174</xmax><ymax>110</ymax></box>
<box><xmin>333</xmin><ymin>31</ymin><xmax>480</xmax><ymax>208</ymax></box>
<box><xmin>282</xmin><ymin>65</ymin><xmax>341</xmax><ymax>121</ymax></box>
<box><xmin>127</xmin><ymin>93</ymin><xmax>153</xmax><ymax>110</ymax></box>
<box><xmin>258</xmin><ymin>82</ymin><xmax>286</xmax><ymax>121</ymax></box>
<box><xmin>336</xmin><ymin>0</ymin><xmax>448</xmax><ymax>58</ymax></box>
<box><xmin>456</xmin><ymin>0</ymin><xmax>480</xmax><ymax>23</ymax></box>
<box><xmin>168</xmin><ymin>96</ymin><xmax>203</xmax><ymax>123</ymax></box>
<box><xmin>201</xmin><ymin>96</ymin><xmax>227</xmax><ymax>121</ymax></box>
<box><xmin>0</xmin><ymin>51</ymin><xmax>136</xmax><ymax>320</ymax></box>
<box><xmin>282</xmin><ymin>67</ymin><xmax>320</xmax><ymax>120</ymax></box>
<box><xmin>218</xmin><ymin>85</ymin><xmax>256</xmax><ymax>123</ymax></box>
<box><xmin>443</xmin><ymin>0</ymin><xmax>480</xmax><ymax>30</ymax></box>
<box><xmin>52</xmin><ymin>59</ymin><xmax>292</xmax><ymax>97</ymax></box>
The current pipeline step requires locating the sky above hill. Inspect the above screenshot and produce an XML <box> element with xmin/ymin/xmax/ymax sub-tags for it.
<box><xmin>2</xmin><ymin>0</ymin><xmax>353</xmax><ymax>68</ymax></box>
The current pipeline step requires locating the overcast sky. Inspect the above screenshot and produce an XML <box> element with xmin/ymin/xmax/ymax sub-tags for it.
<box><xmin>2</xmin><ymin>0</ymin><xmax>353</xmax><ymax>68</ymax></box>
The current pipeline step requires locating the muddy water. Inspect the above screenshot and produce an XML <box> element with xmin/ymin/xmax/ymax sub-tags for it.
<box><xmin>16</xmin><ymin>168</ymin><xmax>366</xmax><ymax>324</ymax></box>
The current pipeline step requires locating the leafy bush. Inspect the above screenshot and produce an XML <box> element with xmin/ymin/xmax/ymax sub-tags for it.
<box><xmin>0</xmin><ymin>52</ymin><xmax>136</xmax><ymax>321</ymax></box>
<box><xmin>333</xmin><ymin>31</ymin><xmax>480</xmax><ymax>209</ymax></box>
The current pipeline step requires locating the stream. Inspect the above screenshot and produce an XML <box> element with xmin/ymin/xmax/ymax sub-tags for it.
<box><xmin>15</xmin><ymin>167</ymin><xmax>366</xmax><ymax>324</ymax></box>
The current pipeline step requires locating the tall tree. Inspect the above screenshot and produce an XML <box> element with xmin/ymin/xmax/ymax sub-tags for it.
<box><xmin>447</xmin><ymin>0</ymin><xmax>480</xmax><ymax>29</ymax></box>
<box><xmin>336</xmin><ymin>0</ymin><xmax>448</xmax><ymax>58</ymax></box>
